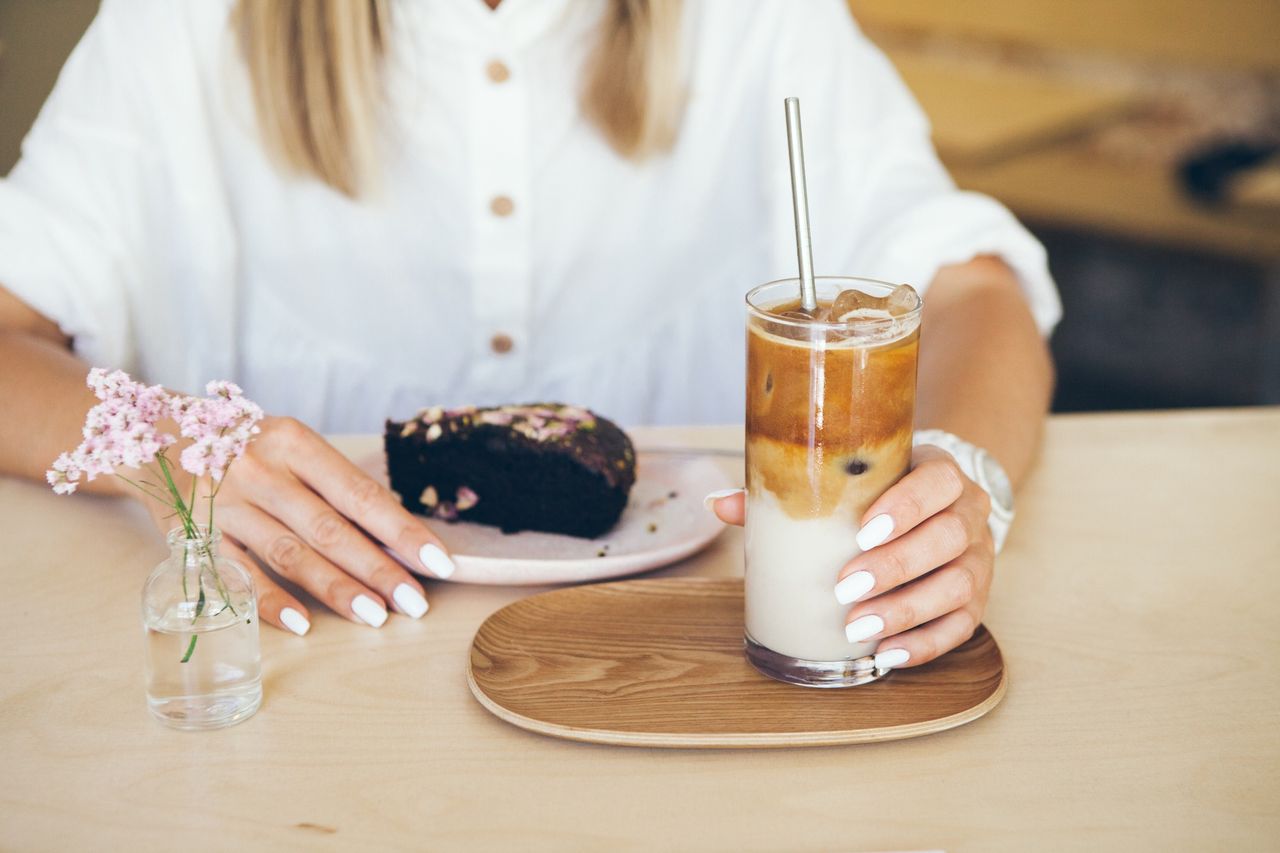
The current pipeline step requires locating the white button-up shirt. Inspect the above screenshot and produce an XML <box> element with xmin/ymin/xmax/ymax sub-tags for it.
<box><xmin>0</xmin><ymin>0</ymin><xmax>1060</xmax><ymax>431</ymax></box>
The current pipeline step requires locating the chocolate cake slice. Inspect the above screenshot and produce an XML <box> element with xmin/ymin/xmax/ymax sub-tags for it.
<box><xmin>384</xmin><ymin>404</ymin><xmax>636</xmax><ymax>539</ymax></box>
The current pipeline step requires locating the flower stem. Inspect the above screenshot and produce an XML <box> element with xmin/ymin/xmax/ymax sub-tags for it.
<box><xmin>156</xmin><ymin>453</ymin><xmax>195</xmax><ymax>537</ymax></box>
<box><xmin>114</xmin><ymin>473</ymin><xmax>174</xmax><ymax>506</ymax></box>
<box><xmin>180</xmin><ymin>576</ymin><xmax>206</xmax><ymax>664</ymax></box>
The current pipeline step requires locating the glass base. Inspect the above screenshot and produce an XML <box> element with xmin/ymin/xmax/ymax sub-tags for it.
<box><xmin>745</xmin><ymin>634</ymin><xmax>889</xmax><ymax>688</ymax></box>
<box><xmin>147</xmin><ymin>682</ymin><xmax>262</xmax><ymax>730</ymax></box>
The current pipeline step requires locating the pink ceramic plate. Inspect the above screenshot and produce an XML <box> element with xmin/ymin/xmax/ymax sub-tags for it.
<box><xmin>355</xmin><ymin>449</ymin><xmax>733</xmax><ymax>586</ymax></box>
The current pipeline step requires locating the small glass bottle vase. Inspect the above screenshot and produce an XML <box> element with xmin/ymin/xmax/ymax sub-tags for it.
<box><xmin>142</xmin><ymin>527</ymin><xmax>262</xmax><ymax>730</ymax></box>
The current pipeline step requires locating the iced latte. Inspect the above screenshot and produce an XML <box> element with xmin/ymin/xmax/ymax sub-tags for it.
<box><xmin>745</xmin><ymin>276</ymin><xmax>922</xmax><ymax>687</ymax></box>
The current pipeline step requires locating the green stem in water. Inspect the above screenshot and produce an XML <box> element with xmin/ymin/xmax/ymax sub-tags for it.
<box><xmin>201</xmin><ymin>476</ymin><xmax>236</xmax><ymax>616</ymax></box>
<box><xmin>201</xmin><ymin>545</ymin><xmax>237</xmax><ymax>618</ymax></box>
<box><xmin>180</xmin><ymin>576</ymin><xmax>206</xmax><ymax>664</ymax></box>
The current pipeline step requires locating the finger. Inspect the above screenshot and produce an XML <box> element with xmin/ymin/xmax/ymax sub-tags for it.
<box><xmin>221</xmin><ymin>503</ymin><xmax>391</xmax><ymax>628</ymax></box>
<box><xmin>251</xmin><ymin>479</ymin><xmax>430</xmax><ymax>619</ymax></box>
<box><xmin>220</xmin><ymin>535</ymin><xmax>311</xmax><ymax>637</ymax></box>
<box><xmin>841</xmin><ymin>555</ymin><xmax>986</xmax><ymax>643</ymax></box>
<box><xmin>870</xmin><ymin>606</ymin><xmax>982</xmax><ymax>671</ymax></box>
<box><xmin>703</xmin><ymin>489</ymin><xmax>745</xmax><ymax>526</ymax></box>
<box><xmin>835</xmin><ymin>507</ymin><xmax>984</xmax><ymax>602</ymax></box>
<box><xmin>854</xmin><ymin>445</ymin><xmax>981</xmax><ymax>551</ymax></box>
<box><xmin>282</xmin><ymin>426</ymin><xmax>456</xmax><ymax>580</ymax></box>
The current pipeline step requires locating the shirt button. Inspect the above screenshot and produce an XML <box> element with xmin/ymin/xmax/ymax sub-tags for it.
<box><xmin>490</xmin><ymin>195</ymin><xmax>515</xmax><ymax>217</ymax></box>
<box><xmin>490</xmin><ymin>333</ymin><xmax>515</xmax><ymax>354</ymax></box>
<box><xmin>486</xmin><ymin>60</ymin><xmax>511</xmax><ymax>84</ymax></box>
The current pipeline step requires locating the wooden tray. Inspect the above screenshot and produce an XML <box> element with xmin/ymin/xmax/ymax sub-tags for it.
<box><xmin>468</xmin><ymin>578</ymin><xmax>1007</xmax><ymax>748</ymax></box>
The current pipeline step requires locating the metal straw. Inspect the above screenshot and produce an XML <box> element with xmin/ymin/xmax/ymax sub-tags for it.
<box><xmin>784</xmin><ymin>97</ymin><xmax>817</xmax><ymax>313</ymax></box>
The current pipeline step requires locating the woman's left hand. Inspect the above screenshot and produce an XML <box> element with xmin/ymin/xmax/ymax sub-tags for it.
<box><xmin>708</xmin><ymin>444</ymin><xmax>995</xmax><ymax>670</ymax></box>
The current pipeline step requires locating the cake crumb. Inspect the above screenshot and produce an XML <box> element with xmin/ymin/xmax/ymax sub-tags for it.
<box><xmin>647</xmin><ymin>522</ymin><xmax>658</xmax><ymax>533</ymax></box>
<box><xmin>418</xmin><ymin>485</ymin><xmax>439</xmax><ymax>508</ymax></box>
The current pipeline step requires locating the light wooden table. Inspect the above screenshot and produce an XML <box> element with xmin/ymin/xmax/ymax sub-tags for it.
<box><xmin>2</xmin><ymin>410</ymin><xmax>1277</xmax><ymax>851</ymax></box>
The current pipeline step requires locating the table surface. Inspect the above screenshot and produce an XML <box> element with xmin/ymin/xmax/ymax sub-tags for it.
<box><xmin>2</xmin><ymin>409</ymin><xmax>1278</xmax><ymax>851</ymax></box>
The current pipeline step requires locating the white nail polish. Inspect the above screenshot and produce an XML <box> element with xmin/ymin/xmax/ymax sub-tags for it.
<box><xmin>392</xmin><ymin>583</ymin><xmax>429</xmax><ymax>619</ymax></box>
<box><xmin>845</xmin><ymin>614</ymin><xmax>885</xmax><ymax>643</ymax></box>
<box><xmin>875</xmin><ymin>648</ymin><xmax>910</xmax><ymax>670</ymax></box>
<box><xmin>419</xmin><ymin>543</ymin><xmax>456</xmax><ymax>579</ymax></box>
<box><xmin>834</xmin><ymin>570</ymin><xmax>875</xmax><ymax>605</ymax></box>
<box><xmin>702</xmin><ymin>488</ymin><xmax>744</xmax><ymax>510</ymax></box>
<box><xmin>279</xmin><ymin>607</ymin><xmax>310</xmax><ymax>637</ymax></box>
<box><xmin>856</xmin><ymin>514</ymin><xmax>894</xmax><ymax>551</ymax></box>
<box><xmin>351</xmin><ymin>594</ymin><xmax>388</xmax><ymax>628</ymax></box>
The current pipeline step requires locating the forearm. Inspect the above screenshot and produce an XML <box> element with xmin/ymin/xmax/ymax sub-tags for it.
<box><xmin>0</xmin><ymin>330</ymin><xmax>124</xmax><ymax>496</ymax></box>
<box><xmin>915</xmin><ymin>256</ymin><xmax>1054</xmax><ymax>487</ymax></box>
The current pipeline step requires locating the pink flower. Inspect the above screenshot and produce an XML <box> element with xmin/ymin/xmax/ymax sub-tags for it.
<box><xmin>170</xmin><ymin>383</ymin><xmax>263</xmax><ymax>481</ymax></box>
<box><xmin>46</xmin><ymin>452</ymin><xmax>83</xmax><ymax>495</ymax></box>
<box><xmin>50</xmin><ymin>370</ymin><xmax>176</xmax><ymax>489</ymax></box>
<box><xmin>49</xmin><ymin>368</ymin><xmax>262</xmax><ymax>495</ymax></box>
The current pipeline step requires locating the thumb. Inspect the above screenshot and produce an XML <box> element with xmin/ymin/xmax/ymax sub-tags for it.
<box><xmin>703</xmin><ymin>489</ymin><xmax>745</xmax><ymax>526</ymax></box>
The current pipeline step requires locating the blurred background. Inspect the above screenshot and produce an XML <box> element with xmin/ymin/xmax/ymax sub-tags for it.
<box><xmin>3</xmin><ymin>0</ymin><xmax>1278</xmax><ymax>411</ymax></box>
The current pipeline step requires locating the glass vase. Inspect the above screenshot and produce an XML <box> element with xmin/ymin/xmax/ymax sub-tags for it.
<box><xmin>142</xmin><ymin>526</ymin><xmax>262</xmax><ymax>729</ymax></box>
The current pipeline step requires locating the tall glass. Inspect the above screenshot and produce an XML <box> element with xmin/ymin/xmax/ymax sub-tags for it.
<box><xmin>744</xmin><ymin>276</ymin><xmax>922</xmax><ymax>687</ymax></box>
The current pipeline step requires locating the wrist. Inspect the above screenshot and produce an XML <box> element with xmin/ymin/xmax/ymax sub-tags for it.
<box><xmin>913</xmin><ymin>429</ymin><xmax>1015</xmax><ymax>553</ymax></box>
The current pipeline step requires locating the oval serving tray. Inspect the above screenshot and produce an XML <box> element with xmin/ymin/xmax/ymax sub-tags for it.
<box><xmin>468</xmin><ymin>577</ymin><xmax>1007</xmax><ymax>748</ymax></box>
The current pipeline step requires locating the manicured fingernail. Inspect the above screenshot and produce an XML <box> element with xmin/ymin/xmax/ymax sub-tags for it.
<box><xmin>845</xmin><ymin>614</ymin><xmax>885</xmax><ymax>643</ymax></box>
<box><xmin>392</xmin><ymin>583</ymin><xmax>429</xmax><ymax>619</ymax></box>
<box><xmin>279</xmin><ymin>607</ymin><xmax>310</xmax><ymax>637</ymax></box>
<box><xmin>834</xmin><ymin>570</ymin><xmax>875</xmax><ymax>605</ymax></box>
<box><xmin>351</xmin><ymin>594</ymin><xmax>388</xmax><ymax>628</ymax></box>
<box><xmin>875</xmin><ymin>648</ymin><xmax>910</xmax><ymax>670</ymax></box>
<box><xmin>856</xmin><ymin>514</ymin><xmax>894</xmax><ymax>550</ymax></box>
<box><xmin>703</xmin><ymin>488</ymin><xmax>744</xmax><ymax>511</ymax></box>
<box><xmin>419</xmin><ymin>543</ymin><xmax>455</xmax><ymax>579</ymax></box>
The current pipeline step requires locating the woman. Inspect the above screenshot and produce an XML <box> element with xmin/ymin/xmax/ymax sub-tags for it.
<box><xmin>0</xmin><ymin>0</ymin><xmax>1057</xmax><ymax>669</ymax></box>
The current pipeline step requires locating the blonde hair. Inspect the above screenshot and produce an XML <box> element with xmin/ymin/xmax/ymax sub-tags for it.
<box><xmin>235</xmin><ymin>0</ymin><xmax>684</xmax><ymax>198</ymax></box>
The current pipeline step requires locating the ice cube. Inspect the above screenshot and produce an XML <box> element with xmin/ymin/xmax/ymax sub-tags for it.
<box><xmin>885</xmin><ymin>283</ymin><xmax>919</xmax><ymax>316</ymax></box>
<box><xmin>829</xmin><ymin>288</ymin><xmax>882</xmax><ymax>321</ymax></box>
<box><xmin>827</xmin><ymin>288</ymin><xmax>891</xmax><ymax>324</ymax></box>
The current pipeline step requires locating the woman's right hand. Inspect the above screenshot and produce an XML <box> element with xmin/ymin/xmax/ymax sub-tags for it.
<box><xmin>141</xmin><ymin>415</ymin><xmax>455</xmax><ymax>636</ymax></box>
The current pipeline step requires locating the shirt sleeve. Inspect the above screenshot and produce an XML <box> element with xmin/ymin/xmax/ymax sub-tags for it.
<box><xmin>0</xmin><ymin>0</ymin><xmax>161</xmax><ymax>369</ymax></box>
<box><xmin>761</xmin><ymin>0</ymin><xmax>1063</xmax><ymax>335</ymax></box>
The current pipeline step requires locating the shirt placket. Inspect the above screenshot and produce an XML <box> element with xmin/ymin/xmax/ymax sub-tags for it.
<box><xmin>468</xmin><ymin>39</ymin><xmax>531</xmax><ymax>396</ymax></box>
